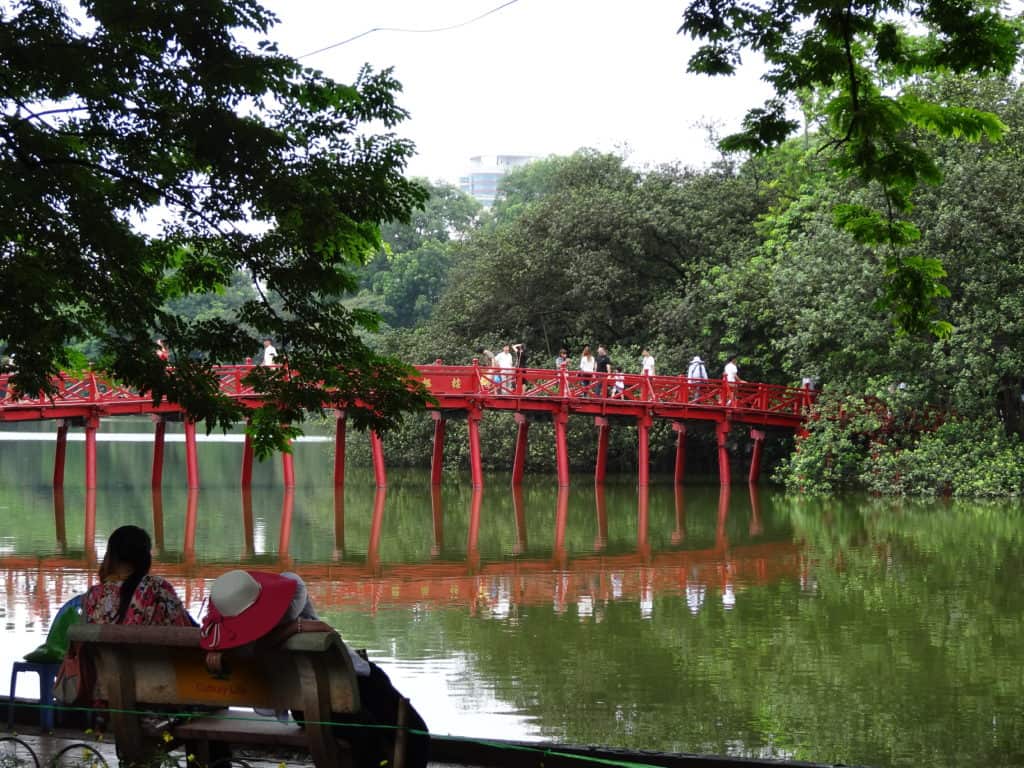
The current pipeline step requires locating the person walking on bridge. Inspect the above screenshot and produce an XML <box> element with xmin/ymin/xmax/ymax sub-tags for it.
<box><xmin>687</xmin><ymin>355</ymin><xmax>708</xmax><ymax>401</ymax></box>
<box><xmin>723</xmin><ymin>355</ymin><xmax>742</xmax><ymax>405</ymax></box>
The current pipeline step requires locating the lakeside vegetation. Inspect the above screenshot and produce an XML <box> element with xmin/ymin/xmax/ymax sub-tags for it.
<box><xmin>351</xmin><ymin>75</ymin><xmax>1024</xmax><ymax>497</ymax></box>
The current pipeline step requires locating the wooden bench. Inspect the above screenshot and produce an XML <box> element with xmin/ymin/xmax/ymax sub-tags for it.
<box><xmin>67</xmin><ymin>622</ymin><xmax>372</xmax><ymax>768</ymax></box>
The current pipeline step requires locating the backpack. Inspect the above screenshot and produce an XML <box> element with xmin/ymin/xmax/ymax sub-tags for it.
<box><xmin>54</xmin><ymin>641</ymin><xmax>96</xmax><ymax>705</ymax></box>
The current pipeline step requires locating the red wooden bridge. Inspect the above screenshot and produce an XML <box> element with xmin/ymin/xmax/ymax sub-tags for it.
<box><xmin>0</xmin><ymin>363</ymin><xmax>814</xmax><ymax>490</ymax></box>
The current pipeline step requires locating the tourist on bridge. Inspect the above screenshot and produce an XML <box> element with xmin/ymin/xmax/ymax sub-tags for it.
<box><xmin>554</xmin><ymin>348</ymin><xmax>570</xmax><ymax>370</ymax></box>
<box><xmin>261</xmin><ymin>338</ymin><xmax>278</xmax><ymax>366</ymax></box>
<box><xmin>687</xmin><ymin>356</ymin><xmax>707</xmax><ymax>379</ymax></box>
<box><xmin>579</xmin><ymin>344</ymin><xmax>596</xmax><ymax>396</ymax></box>
<box><xmin>494</xmin><ymin>343</ymin><xmax>514</xmax><ymax>392</ymax></box>
<box><xmin>611</xmin><ymin>367</ymin><xmax>626</xmax><ymax>398</ymax></box>
<box><xmin>155</xmin><ymin>338</ymin><xmax>169</xmax><ymax>362</ymax></box>
<box><xmin>687</xmin><ymin>355</ymin><xmax>708</xmax><ymax>401</ymax></box>
<box><xmin>475</xmin><ymin>346</ymin><xmax>495</xmax><ymax>368</ymax></box>
<box><xmin>595</xmin><ymin>346</ymin><xmax>612</xmax><ymax>397</ymax></box>
<box><xmin>723</xmin><ymin>355</ymin><xmax>743</xmax><ymax>405</ymax></box>
<box><xmin>641</xmin><ymin>348</ymin><xmax>655</xmax><ymax>376</ymax></box>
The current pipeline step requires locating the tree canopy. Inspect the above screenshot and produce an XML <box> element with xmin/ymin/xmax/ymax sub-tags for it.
<box><xmin>0</xmin><ymin>0</ymin><xmax>429</xmax><ymax>454</ymax></box>
<box><xmin>679</xmin><ymin>0</ymin><xmax>1022</xmax><ymax>337</ymax></box>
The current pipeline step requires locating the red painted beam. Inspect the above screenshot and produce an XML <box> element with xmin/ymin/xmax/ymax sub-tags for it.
<box><xmin>53</xmin><ymin>420</ymin><xmax>68</xmax><ymax>488</ymax></box>
<box><xmin>281</xmin><ymin>446</ymin><xmax>295</xmax><ymax>489</ymax></box>
<box><xmin>84</xmin><ymin>415</ymin><xmax>99</xmax><ymax>490</ymax></box>
<box><xmin>151</xmin><ymin>417</ymin><xmax>166</xmax><ymax>490</ymax></box>
<box><xmin>240</xmin><ymin>427</ymin><xmax>254</xmax><ymax>489</ymax></box>
<box><xmin>184</xmin><ymin>489</ymin><xmax>198</xmax><ymax>562</ymax></box>
<box><xmin>512</xmin><ymin>413</ymin><xmax>529</xmax><ymax>486</ymax></box>
<box><xmin>334</xmin><ymin>411</ymin><xmax>347</xmax><ymax>489</ymax></box>
<box><xmin>594</xmin><ymin>416</ymin><xmax>609</xmax><ymax>485</ymax></box>
<box><xmin>554</xmin><ymin>411</ymin><xmax>570</xmax><ymax>487</ymax></box>
<box><xmin>672</xmin><ymin>422</ymin><xmax>686</xmax><ymax>486</ymax></box>
<box><xmin>748</xmin><ymin>428</ymin><xmax>766</xmax><ymax>485</ymax></box>
<box><xmin>430</xmin><ymin>412</ymin><xmax>445</xmax><ymax>485</ymax></box>
<box><xmin>184</xmin><ymin>419</ymin><xmax>200</xmax><ymax>489</ymax></box>
<box><xmin>637</xmin><ymin>416</ymin><xmax>651</xmax><ymax>488</ymax></box>
<box><xmin>467</xmin><ymin>409</ymin><xmax>483</xmax><ymax>489</ymax></box>
<box><xmin>279</xmin><ymin>489</ymin><xmax>295</xmax><ymax>558</ymax></box>
<box><xmin>370</xmin><ymin>430</ymin><xmax>387</xmax><ymax>489</ymax></box>
<box><xmin>716</xmin><ymin>420</ymin><xmax>731</xmax><ymax>486</ymax></box>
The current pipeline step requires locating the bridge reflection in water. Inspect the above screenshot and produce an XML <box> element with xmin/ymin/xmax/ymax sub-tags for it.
<box><xmin>2</xmin><ymin>482</ymin><xmax>805</xmax><ymax>627</ymax></box>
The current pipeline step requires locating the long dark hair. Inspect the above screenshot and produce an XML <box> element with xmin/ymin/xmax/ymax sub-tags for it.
<box><xmin>101</xmin><ymin>525</ymin><xmax>153</xmax><ymax>623</ymax></box>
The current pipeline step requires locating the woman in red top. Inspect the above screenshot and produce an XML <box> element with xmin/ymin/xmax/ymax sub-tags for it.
<box><xmin>84</xmin><ymin>525</ymin><xmax>192</xmax><ymax>626</ymax></box>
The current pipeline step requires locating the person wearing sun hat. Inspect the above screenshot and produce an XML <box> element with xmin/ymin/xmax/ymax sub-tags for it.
<box><xmin>200</xmin><ymin>570</ymin><xmax>298</xmax><ymax>650</ymax></box>
<box><xmin>201</xmin><ymin>569</ymin><xmax>429</xmax><ymax>768</ymax></box>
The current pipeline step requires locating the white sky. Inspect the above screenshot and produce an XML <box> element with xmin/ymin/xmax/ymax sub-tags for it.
<box><xmin>258</xmin><ymin>0</ymin><xmax>773</xmax><ymax>184</ymax></box>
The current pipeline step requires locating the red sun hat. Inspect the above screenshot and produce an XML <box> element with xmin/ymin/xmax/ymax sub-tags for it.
<box><xmin>200</xmin><ymin>570</ymin><xmax>297</xmax><ymax>650</ymax></box>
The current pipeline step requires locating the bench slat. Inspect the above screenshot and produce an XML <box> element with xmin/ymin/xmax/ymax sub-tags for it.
<box><xmin>174</xmin><ymin>713</ymin><xmax>309</xmax><ymax>747</ymax></box>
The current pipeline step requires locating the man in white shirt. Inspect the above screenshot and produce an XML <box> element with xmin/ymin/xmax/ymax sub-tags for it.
<box><xmin>687</xmin><ymin>356</ymin><xmax>707</xmax><ymax>379</ymax></box>
<box><xmin>261</xmin><ymin>338</ymin><xmax>277</xmax><ymax>366</ymax></box>
<box><xmin>723</xmin><ymin>355</ymin><xmax>741</xmax><ymax>405</ymax></box>
<box><xmin>493</xmin><ymin>344</ymin><xmax>514</xmax><ymax>392</ymax></box>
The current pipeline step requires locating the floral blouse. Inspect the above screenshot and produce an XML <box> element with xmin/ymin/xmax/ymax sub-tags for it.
<box><xmin>84</xmin><ymin>574</ymin><xmax>193</xmax><ymax>626</ymax></box>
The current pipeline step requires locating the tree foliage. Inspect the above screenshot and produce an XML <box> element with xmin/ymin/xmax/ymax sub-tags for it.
<box><xmin>679</xmin><ymin>0</ymin><xmax>1022</xmax><ymax>337</ymax></box>
<box><xmin>0</xmin><ymin>0</ymin><xmax>429</xmax><ymax>455</ymax></box>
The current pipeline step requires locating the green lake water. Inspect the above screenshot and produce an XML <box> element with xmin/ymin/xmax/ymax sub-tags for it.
<box><xmin>1</xmin><ymin>419</ymin><xmax>1022</xmax><ymax>767</ymax></box>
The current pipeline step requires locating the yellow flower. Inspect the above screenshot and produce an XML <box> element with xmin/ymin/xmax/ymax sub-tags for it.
<box><xmin>162</xmin><ymin>730</ymin><xmax>173</xmax><ymax>744</ymax></box>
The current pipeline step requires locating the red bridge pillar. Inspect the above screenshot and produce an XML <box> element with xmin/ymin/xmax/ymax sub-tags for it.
<box><xmin>53</xmin><ymin>420</ymin><xmax>68</xmax><ymax>488</ymax></box>
<box><xmin>512</xmin><ymin>413</ymin><xmax>529</xmax><ymax>486</ymax></box>
<box><xmin>281</xmin><ymin>443</ymin><xmax>295</xmax><ymax>489</ymax></box>
<box><xmin>554</xmin><ymin>411</ymin><xmax>570</xmax><ymax>487</ymax></box>
<box><xmin>467</xmin><ymin>408</ymin><xmax>483</xmax><ymax>489</ymax></box>
<box><xmin>84</xmin><ymin>415</ymin><xmax>100</xmax><ymax>490</ymax></box>
<box><xmin>594</xmin><ymin>416</ymin><xmax>609</xmax><ymax>485</ymax></box>
<box><xmin>241</xmin><ymin>419</ymin><xmax>253</xmax><ymax>489</ymax></box>
<box><xmin>637</xmin><ymin>415</ymin><xmax>652</xmax><ymax>488</ymax></box>
<box><xmin>748</xmin><ymin>428</ymin><xmax>766</xmax><ymax>485</ymax></box>
<box><xmin>151</xmin><ymin>417</ymin><xmax>166</xmax><ymax>490</ymax></box>
<box><xmin>672</xmin><ymin>422</ymin><xmax>686</xmax><ymax>486</ymax></box>
<box><xmin>716</xmin><ymin>420</ymin><xmax>731</xmax><ymax>486</ymax></box>
<box><xmin>370</xmin><ymin>431</ymin><xmax>387</xmax><ymax>489</ymax></box>
<box><xmin>185</xmin><ymin>418</ymin><xmax>200</xmax><ymax>489</ymax></box>
<box><xmin>430</xmin><ymin>412</ymin><xmax>446</xmax><ymax>485</ymax></box>
<box><xmin>334</xmin><ymin>411</ymin><xmax>347</xmax><ymax>489</ymax></box>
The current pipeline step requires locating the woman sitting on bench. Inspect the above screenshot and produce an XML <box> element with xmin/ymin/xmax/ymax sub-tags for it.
<box><xmin>84</xmin><ymin>525</ymin><xmax>193</xmax><ymax>627</ymax></box>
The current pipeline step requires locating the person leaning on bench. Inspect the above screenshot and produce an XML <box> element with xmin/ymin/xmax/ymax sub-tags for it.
<box><xmin>200</xmin><ymin>570</ymin><xmax>430</xmax><ymax>768</ymax></box>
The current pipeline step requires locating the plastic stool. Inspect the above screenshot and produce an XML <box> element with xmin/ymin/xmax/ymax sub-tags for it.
<box><xmin>7</xmin><ymin>661</ymin><xmax>60</xmax><ymax>731</ymax></box>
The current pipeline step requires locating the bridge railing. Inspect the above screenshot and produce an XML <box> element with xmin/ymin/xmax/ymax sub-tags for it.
<box><xmin>416</xmin><ymin>365</ymin><xmax>816</xmax><ymax>415</ymax></box>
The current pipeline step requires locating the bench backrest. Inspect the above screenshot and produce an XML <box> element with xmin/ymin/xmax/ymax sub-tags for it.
<box><xmin>68</xmin><ymin>623</ymin><xmax>361</xmax><ymax>714</ymax></box>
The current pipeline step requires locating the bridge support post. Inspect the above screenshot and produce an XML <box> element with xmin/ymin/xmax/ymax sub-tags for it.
<box><xmin>748</xmin><ymin>429</ymin><xmax>766</xmax><ymax>485</ymax></box>
<box><xmin>242</xmin><ymin>489</ymin><xmax>255</xmax><ymax>556</ymax></box>
<box><xmin>553</xmin><ymin>487</ymin><xmax>570</xmax><ymax>565</ymax></box>
<box><xmin>512</xmin><ymin>484</ymin><xmax>527</xmax><ymax>554</ymax></box>
<box><xmin>368</xmin><ymin>488</ymin><xmax>386</xmax><ymax>572</ymax></box>
<box><xmin>637</xmin><ymin>484</ymin><xmax>650</xmax><ymax>554</ymax></box>
<box><xmin>467</xmin><ymin>409</ymin><xmax>483</xmax><ymax>489</ymax></box>
<box><xmin>430</xmin><ymin>484</ymin><xmax>443</xmax><ymax>557</ymax></box>
<box><xmin>184</xmin><ymin>489</ymin><xmax>198</xmax><ymax>563</ymax></box>
<box><xmin>467</xmin><ymin>489</ymin><xmax>483</xmax><ymax>569</ymax></box>
<box><xmin>716</xmin><ymin>420</ymin><xmax>731</xmax><ymax>486</ymax></box>
<box><xmin>672</xmin><ymin>422</ymin><xmax>686</xmax><ymax>486</ymax></box>
<box><xmin>554</xmin><ymin>411</ymin><xmax>570</xmax><ymax>487</ymax></box>
<box><xmin>594</xmin><ymin>484</ymin><xmax>608</xmax><ymax>551</ymax></box>
<box><xmin>594</xmin><ymin>416</ymin><xmax>609</xmax><ymax>485</ymax></box>
<box><xmin>151</xmin><ymin>417</ymin><xmax>165</xmax><ymax>490</ymax></box>
<box><xmin>279</xmin><ymin>489</ymin><xmax>294</xmax><ymax>559</ymax></box>
<box><xmin>241</xmin><ymin>420</ymin><xmax>253</xmax><ymax>489</ymax></box>
<box><xmin>185</xmin><ymin>418</ymin><xmax>200</xmax><ymax>489</ymax></box>
<box><xmin>334</xmin><ymin>411</ymin><xmax>346</xmax><ymax>489</ymax></box>
<box><xmin>281</xmin><ymin>444</ymin><xmax>295</xmax><ymax>489</ymax></box>
<box><xmin>512</xmin><ymin>413</ymin><xmax>529</xmax><ymax>486</ymax></box>
<box><xmin>637</xmin><ymin>415</ymin><xmax>651</xmax><ymax>488</ymax></box>
<box><xmin>53</xmin><ymin>420</ymin><xmax>68</xmax><ymax>488</ymax></box>
<box><xmin>84</xmin><ymin>415</ymin><xmax>99</xmax><ymax>490</ymax></box>
<box><xmin>430</xmin><ymin>412</ymin><xmax>445</xmax><ymax>486</ymax></box>
<box><xmin>370</xmin><ymin>431</ymin><xmax>387</xmax><ymax>489</ymax></box>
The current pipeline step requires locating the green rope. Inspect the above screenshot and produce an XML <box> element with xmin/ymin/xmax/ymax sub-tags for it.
<box><xmin>7</xmin><ymin>701</ymin><xmax>671</xmax><ymax>767</ymax></box>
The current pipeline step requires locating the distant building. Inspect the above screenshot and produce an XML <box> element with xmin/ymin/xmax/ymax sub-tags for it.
<box><xmin>459</xmin><ymin>154</ymin><xmax>537</xmax><ymax>207</ymax></box>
